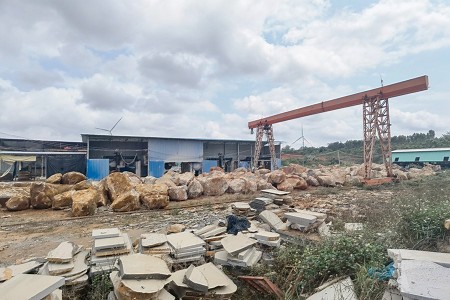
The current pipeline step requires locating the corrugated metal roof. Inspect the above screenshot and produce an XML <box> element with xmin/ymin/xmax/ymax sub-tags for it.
<box><xmin>392</xmin><ymin>148</ymin><xmax>450</xmax><ymax>153</ymax></box>
<box><xmin>0</xmin><ymin>151</ymin><xmax>86</xmax><ymax>155</ymax></box>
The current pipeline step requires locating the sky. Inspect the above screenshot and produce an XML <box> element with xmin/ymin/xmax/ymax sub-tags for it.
<box><xmin>0</xmin><ymin>0</ymin><xmax>449</xmax><ymax>148</ymax></box>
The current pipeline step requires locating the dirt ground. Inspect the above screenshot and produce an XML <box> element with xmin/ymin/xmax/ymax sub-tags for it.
<box><xmin>0</xmin><ymin>185</ymin><xmax>395</xmax><ymax>266</ymax></box>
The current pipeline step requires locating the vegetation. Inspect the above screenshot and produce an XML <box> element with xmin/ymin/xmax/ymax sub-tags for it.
<box><xmin>282</xmin><ymin>130</ymin><xmax>450</xmax><ymax>166</ymax></box>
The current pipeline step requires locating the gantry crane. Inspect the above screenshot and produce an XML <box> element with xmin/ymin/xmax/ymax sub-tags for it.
<box><xmin>248</xmin><ymin>75</ymin><xmax>429</xmax><ymax>179</ymax></box>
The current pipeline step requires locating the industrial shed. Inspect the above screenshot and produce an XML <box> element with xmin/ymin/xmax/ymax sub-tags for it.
<box><xmin>392</xmin><ymin>148</ymin><xmax>450</xmax><ymax>165</ymax></box>
<box><xmin>81</xmin><ymin>134</ymin><xmax>281</xmax><ymax>180</ymax></box>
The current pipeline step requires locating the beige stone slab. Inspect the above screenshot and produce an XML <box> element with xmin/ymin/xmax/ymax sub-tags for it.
<box><xmin>221</xmin><ymin>234</ymin><xmax>257</xmax><ymax>256</ymax></box>
<box><xmin>48</xmin><ymin>261</ymin><xmax>74</xmax><ymax>276</ymax></box>
<box><xmin>110</xmin><ymin>270</ymin><xmax>170</xmax><ymax>298</ymax></box>
<box><xmin>261</xmin><ymin>189</ymin><xmax>290</xmax><ymax>195</ymax></box>
<box><xmin>167</xmin><ymin>231</ymin><xmax>205</xmax><ymax>251</ymax></box>
<box><xmin>294</xmin><ymin>209</ymin><xmax>327</xmax><ymax>220</ymax></box>
<box><xmin>42</xmin><ymin>289</ymin><xmax>63</xmax><ymax>300</ymax></box>
<box><xmin>141</xmin><ymin>233</ymin><xmax>168</xmax><ymax>248</ymax></box>
<box><xmin>255</xmin><ymin>231</ymin><xmax>280</xmax><ymax>241</ymax></box>
<box><xmin>65</xmin><ymin>274</ymin><xmax>88</xmax><ymax>286</ymax></box>
<box><xmin>47</xmin><ymin>241</ymin><xmax>77</xmax><ymax>263</ymax></box>
<box><xmin>61</xmin><ymin>250</ymin><xmax>89</xmax><ymax>278</ymax></box>
<box><xmin>183</xmin><ymin>264</ymin><xmax>208</xmax><ymax>292</ymax></box>
<box><xmin>259</xmin><ymin>210</ymin><xmax>287</xmax><ymax>231</ymax></box>
<box><xmin>94</xmin><ymin>236</ymin><xmax>126</xmax><ymax>251</ymax></box>
<box><xmin>0</xmin><ymin>274</ymin><xmax>65</xmax><ymax>300</ymax></box>
<box><xmin>196</xmin><ymin>262</ymin><xmax>229</xmax><ymax>290</ymax></box>
<box><xmin>194</xmin><ymin>225</ymin><xmax>217</xmax><ymax>236</ymax></box>
<box><xmin>119</xmin><ymin>253</ymin><xmax>171</xmax><ymax>280</ymax></box>
<box><xmin>284</xmin><ymin>212</ymin><xmax>317</xmax><ymax>226</ymax></box>
<box><xmin>0</xmin><ymin>260</ymin><xmax>43</xmax><ymax>282</ymax></box>
<box><xmin>92</xmin><ymin>228</ymin><xmax>121</xmax><ymax>239</ymax></box>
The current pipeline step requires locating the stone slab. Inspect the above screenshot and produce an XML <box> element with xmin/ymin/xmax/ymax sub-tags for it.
<box><xmin>65</xmin><ymin>274</ymin><xmax>88</xmax><ymax>286</ymax></box>
<box><xmin>61</xmin><ymin>250</ymin><xmax>89</xmax><ymax>278</ymax></box>
<box><xmin>196</xmin><ymin>262</ymin><xmax>229</xmax><ymax>289</ymax></box>
<box><xmin>284</xmin><ymin>212</ymin><xmax>317</xmax><ymax>226</ymax></box>
<box><xmin>255</xmin><ymin>231</ymin><xmax>280</xmax><ymax>241</ymax></box>
<box><xmin>0</xmin><ymin>260</ymin><xmax>44</xmax><ymax>282</ymax></box>
<box><xmin>231</xmin><ymin>202</ymin><xmax>251</xmax><ymax>210</ymax></box>
<box><xmin>397</xmin><ymin>260</ymin><xmax>450</xmax><ymax>300</ymax></box>
<box><xmin>165</xmin><ymin>255</ymin><xmax>204</xmax><ymax>264</ymax></box>
<box><xmin>294</xmin><ymin>209</ymin><xmax>327</xmax><ymax>220</ymax></box>
<box><xmin>306</xmin><ymin>277</ymin><xmax>357</xmax><ymax>300</ymax></box>
<box><xmin>172</xmin><ymin>247</ymin><xmax>205</xmax><ymax>259</ymax></box>
<box><xmin>183</xmin><ymin>264</ymin><xmax>208</xmax><ymax>292</ymax></box>
<box><xmin>258</xmin><ymin>239</ymin><xmax>281</xmax><ymax>247</ymax></box>
<box><xmin>344</xmin><ymin>223</ymin><xmax>364</xmax><ymax>231</ymax></box>
<box><xmin>48</xmin><ymin>261</ymin><xmax>74</xmax><ymax>276</ymax></box>
<box><xmin>388</xmin><ymin>249</ymin><xmax>450</xmax><ymax>268</ymax></box>
<box><xmin>237</xmin><ymin>247</ymin><xmax>255</xmax><ymax>260</ymax></box>
<box><xmin>214</xmin><ymin>250</ymin><xmax>229</xmax><ymax>266</ymax></box>
<box><xmin>94</xmin><ymin>233</ymin><xmax>132</xmax><ymax>257</ymax></box>
<box><xmin>0</xmin><ymin>274</ymin><xmax>65</xmax><ymax>300</ymax></box>
<box><xmin>194</xmin><ymin>225</ymin><xmax>217</xmax><ymax>236</ymax></box>
<box><xmin>198</xmin><ymin>227</ymin><xmax>227</xmax><ymax>239</ymax></box>
<box><xmin>167</xmin><ymin>231</ymin><xmax>205</xmax><ymax>252</ymax></box>
<box><xmin>94</xmin><ymin>236</ymin><xmax>126</xmax><ymax>251</ymax></box>
<box><xmin>92</xmin><ymin>228</ymin><xmax>121</xmax><ymax>239</ymax></box>
<box><xmin>110</xmin><ymin>270</ymin><xmax>170</xmax><ymax>298</ymax></box>
<box><xmin>261</xmin><ymin>189</ymin><xmax>290</xmax><ymax>195</ymax></box>
<box><xmin>141</xmin><ymin>233</ymin><xmax>168</xmax><ymax>248</ymax></box>
<box><xmin>47</xmin><ymin>241</ymin><xmax>77</xmax><ymax>263</ymax></box>
<box><xmin>221</xmin><ymin>234</ymin><xmax>257</xmax><ymax>256</ymax></box>
<box><xmin>259</xmin><ymin>210</ymin><xmax>288</xmax><ymax>231</ymax></box>
<box><xmin>43</xmin><ymin>289</ymin><xmax>63</xmax><ymax>300</ymax></box>
<box><xmin>119</xmin><ymin>253</ymin><xmax>171</xmax><ymax>280</ymax></box>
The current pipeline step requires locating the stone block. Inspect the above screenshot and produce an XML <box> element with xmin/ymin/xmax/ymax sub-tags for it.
<box><xmin>92</xmin><ymin>228</ymin><xmax>121</xmax><ymax>239</ymax></box>
<box><xmin>221</xmin><ymin>234</ymin><xmax>257</xmax><ymax>256</ymax></box>
<box><xmin>259</xmin><ymin>210</ymin><xmax>288</xmax><ymax>231</ymax></box>
<box><xmin>284</xmin><ymin>212</ymin><xmax>317</xmax><ymax>226</ymax></box>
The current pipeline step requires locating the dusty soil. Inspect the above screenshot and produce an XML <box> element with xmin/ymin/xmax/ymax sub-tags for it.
<box><xmin>0</xmin><ymin>185</ymin><xmax>394</xmax><ymax>266</ymax></box>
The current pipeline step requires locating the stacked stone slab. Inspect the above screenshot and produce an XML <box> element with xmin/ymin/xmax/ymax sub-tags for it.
<box><xmin>168</xmin><ymin>262</ymin><xmax>237</xmax><ymax>299</ymax></box>
<box><xmin>284</xmin><ymin>209</ymin><xmax>327</xmax><ymax>232</ymax></box>
<box><xmin>109</xmin><ymin>254</ymin><xmax>175</xmax><ymax>300</ymax></box>
<box><xmin>231</xmin><ymin>202</ymin><xmax>256</xmax><ymax>217</ymax></box>
<box><xmin>254</xmin><ymin>230</ymin><xmax>281</xmax><ymax>247</ymax></box>
<box><xmin>0</xmin><ymin>274</ymin><xmax>65</xmax><ymax>300</ymax></box>
<box><xmin>90</xmin><ymin>228</ymin><xmax>133</xmax><ymax>275</ymax></box>
<box><xmin>214</xmin><ymin>234</ymin><xmax>262</xmax><ymax>267</ymax></box>
<box><xmin>139</xmin><ymin>233</ymin><xmax>171</xmax><ymax>256</ymax></box>
<box><xmin>43</xmin><ymin>241</ymin><xmax>90</xmax><ymax>297</ymax></box>
<box><xmin>165</xmin><ymin>232</ymin><xmax>206</xmax><ymax>266</ymax></box>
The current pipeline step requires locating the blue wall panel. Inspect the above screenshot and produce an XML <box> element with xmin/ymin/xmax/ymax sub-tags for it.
<box><xmin>87</xmin><ymin>159</ymin><xmax>109</xmax><ymax>180</ymax></box>
<box><xmin>149</xmin><ymin>160</ymin><xmax>165</xmax><ymax>178</ymax></box>
<box><xmin>202</xmin><ymin>160</ymin><xmax>217</xmax><ymax>173</ymax></box>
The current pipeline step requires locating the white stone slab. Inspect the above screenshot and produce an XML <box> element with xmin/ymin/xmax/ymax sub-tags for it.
<box><xmin>196</xmin><ymin>262</ymin><xmax>229</xmax><ymax>290</ymax></box>
<box><xmin>0</xmin><ymin>274</ymin><xmax>65</xmax><ymax>300</ymax></box>
<box><xmin>306</xmin><ymin>277</ymin><xmax>357</xmax><ymax>300</ymax></box>
<box><xmin>284</xmin><ymin>212</ymin><xmax>317</xmax><ymax>226</ymax></box>
<box><xmin>294</xmin><ymin>209</ymin><xmax>327</xmax><ymax>220</ymax></box>
<box><xmin>214</xmin><ymin>250</ymin><xmax>229</xmax><ymax>265</ymax></box>
<box><xmin>92</xmin><ymin>228</ymin><xmax>121</xmax><ymax>239</ymax></box>
<box><xmin>48</xmin><ymin>261</ymin><xmax>74</xmax><ymax>276</ymax></box>
<box><xmin>199</xmin><ymin>227</ymin><xmax>227</xmax><ymax>239</ymax></box>
<box><xmin>0</xmin><ymin>260</ymin><xmax>44</xmax><ymax>282</ymax></box>
<box><xmin>172</xmin><ymin>247</ymin><xmax>205</xmax><ymax>259</ymax></box>
<box><xmin>167</xmin><ymin>231</ymin><xmax>205</xmax><ymax>252</ymax></box>
<box><xmin>397</xmin><ymin>260</ymin><xmax>450</xmax><ymax>300</ymax></box>
<box><xmin>388</xmin><ymin>249</ymin><xmax>450</xmax><ymax>268</ymax></box>
<box><xmin>259</xmin><ymin>210</ymin><xmax>287</xmax><ymax>231</ymax></box>
<box><xmin>183</xmin><ymin>264</ymin><xmax>208</xmax><ymax>292</ymax></box>
<box><xmin>110</xmin><ymin>270</ymin><xmax>170</xmax><ymax>297</ymax></box>
<box><xmin>261</xmin><ymin>189</ymin><xmax>290</xmax><ymax>195</ymax></box>
<box><xmin>47</xmin><ymin>241</ymin><xmax>77</xmax><ymax>263</ymax></box>
<box><xmin>141</xmin><ymin>233</ymin><xmax>168</xmax><ymax>248</ymax></box>
<box><xmin>231</xmin><ymin>202</ymin><xmax>251</xmax><ymax>210</ymax></box>
<box><xmin>194</xmin><ymin>225</ymin><xmax>217</xmax><ymax>236</ymax></box>
<box><xmin>255</xmin><ymin>231</ymin><xmax>280</xmax><ymax>241</ymax></box>
<box><xmin>221</xmin><ymin>234</ymin><xmax>257</xmax><ymax>256</ymax></box>
<box><xmin>94</xmin><ymin>236</ymin><xmax>126</xmax><ymax>251</ymax></box>
<box><xmin>61</xmin><ymin>250</ymin><xmax>89</xmax><ymax>278</ymax></box>
<box><xmin>119</xmin><ymin>254</ymin><xmax>171</xmax><ymax>280</ymax></box>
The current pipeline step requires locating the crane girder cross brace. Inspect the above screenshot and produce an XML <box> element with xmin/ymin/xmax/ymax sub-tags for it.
<box><xmin>253</xmin><ymin>124</ymin><xmax>277</xmax><ymax>170</ymax></box>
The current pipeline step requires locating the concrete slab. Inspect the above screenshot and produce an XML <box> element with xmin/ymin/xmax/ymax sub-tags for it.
<box><xmin>284</xmin><ymin>212</ymin><xmax>317</xmax><ymax>226</ymax></box>
<box><xmin>141</xmin><ymin>233</ymin><xmax>167</xmax><ymax>248</ymax></box>
<box><xmin>255</xmin><ymin>231</ymin><xmax>280</xmax><ymax>241</ymax></box>
<box><xmin>0</xmin><ymin>274</ymin><xmax>65</xmax><ymax>300</ymax></box>
<box><xmin>0</xmin><ymin>260</ymin><xmax>43</xmax><ymax>282</ymax></box>
<box><xmin>397</xmin><ymin>259</ymin><xmax>450</xmax><ymax>300</ymax></box>
<box><xmin>47</xmin><ymin>241</ymin><xmax>77</xmax><ymax>263</ymax></box>
<box><xmin>119</xmin><ymin>253</ymin><xmax>171</xmax><ymax>280</ymax></box>
<box><xmin>92</xmin><ymin>228</ymin><xmax>121</xmax><ymax>239</ymax></box>
<box><xmin>167</xmin><ymin>231</ymin><xmax>205</xmax><ymax>252</ymax></box>
<box><xmin>261</xmin><ymin>189</ymin><xmax>290</xmax><ymax>195</ymax></box>
<box><xmin>388</xmin><ymin>249</ymin><xmax>450</xmax><ymax>268</ymax></box>
<box><xmin>48</xmin><ymin>261</ymin><xmax>74</xmax><ymax>276</ymax></box>
<box><xmin>94</xmin><ymin>236</ymin><xmax>126</xmax><ymax>251</ymax></box>
<box><xmin>259</xmin><ymin>210</ymin><xmax>288</xmax><ymax>231</ymax></box>
<box><xmin>221</xmin><ymin>234</ymin><xmax>257</xmax><ymax>256</ymax></box>
<box><xmin>183</xmin><ymin>264</ymin><xmax>208</xmax><ymax>292</ymax></box>
<box><xmin>306</xmin><ymin>277</ymin><xmax>357</xmax><ymax>300</ymax></box>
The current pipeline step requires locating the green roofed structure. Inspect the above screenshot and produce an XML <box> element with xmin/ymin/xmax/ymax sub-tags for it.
<box><xmin>392</xmin><ymin>148</ymin><xmax>450</xmax><ymax>166</ymax></box>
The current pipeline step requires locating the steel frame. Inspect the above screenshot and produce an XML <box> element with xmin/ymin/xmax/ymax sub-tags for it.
<box><xmin>253</xmin><ymin>124</ymin><xmax>277</xmax><ymax>170</ymax></box>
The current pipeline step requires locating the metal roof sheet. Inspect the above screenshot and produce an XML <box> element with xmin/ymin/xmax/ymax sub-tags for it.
<box><xmin>392</xmin><ymin>148</ymin><xmax>450</xmax><ymax>153</ymax></box>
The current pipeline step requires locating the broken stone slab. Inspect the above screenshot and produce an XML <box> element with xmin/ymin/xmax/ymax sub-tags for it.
<box><xmin>344</xmin><ymin>223</ymin><xmax>364</xmax><ymax>232</ymax></box>
<box><xmin>221</xmin><ymin>234</ymin><xmax>257</xmax><ymax>256</ymax></box>
<box><xmin>172</xmin><ymin>247</ymin><xmax>205</xmax><ymax>259</ymax></box>
<box><xmin>237</xmin><ymin>247</ymin><xmax>256</xmax><ymax>260</ymax></box>
<box><xmin>284</xmin><ymin>212</ymin><xmax>317</xmax><ymax>227</ymax></box>
<box><xmin>166</xmin><ymin>231</ymin><xmax>205</xmax><ymax>252</ymax></box>
<box><xmin>141</xmin><ymin>233</ymin><xmax>168</xmax><ymax>248</ymax></box>
<box><xmin>43</xmin><ymin>289</ymin><xmax>63</xmax><ymax>300</ymax></box>
<box><xmin>388</xmin><ymin>249</ymin><xmax>450</xmax><ymax>268</ymax></box>
<box><xmin>110</xmin><ymin>270</ymin><xmax>171</xmax><ymax>299</ymax></box>
<box><xmin>214</xmin><ymin>250</ymin><xmax>229</xmax><ymax>266</ymax></box>
<box><xmin>293</xmin><ymin>209</ymin><xmax>327</xmax><ymax>220</ymax></box>
<box><xmin>0</xmin><ymin>274</ymin><xmax>65</xmax><ymax>300</ymax></box>
<box><xmin>255</xmin><ymin>231</ymin><xmax>280</xmax><ymax>241</ymax></box>
<box><xmin>183</xmin><ymin>264</ymin><xmax>208</xmax><ymax>292</ymax></box>
<box><xmin>318</xmin><ymin>222</ymin><xmax>332</xmax><ymax>237</ymax></box>
<box><xmin>48</xmin><ymin>261</ymin><xmax>74</xmax><ymax>276</ymax></box>
<box><xmin>258</xmin><ymin>239</ymin><xmax>281</xmax><ymax>247</ymax></box>
<box><xmin>92</xmin><ymin>228</ymin><xmax>121</xmax><ymax>239</ymax></box>
<box><xmin>306</xmin><ymin>277</ymin><xmax>357</xmax><ymax>300</ymax></box>
<box><xmin>0</xmin><ymin>260</ymin><xmax>44</xmax><ymax>282</ymax></box>
<box><xmin>198</xmin><ymin>227</ymin><xmax>227</xmax><ymax>239</ymax></box>
<box><xmin>231</xmin><ymin>202</ymin><xmax>251</xmax><ymax>210</ymax></box>
<box><xmin>196</xmin><ymin>262</ymin><xmax>229</xmax><ymax>290</ymax></box>
<box><xmin>397</xmin><ymin>260</ymin><xmax>450</xmax><ymax>300</ymax></box>
<box><xmin>259</xmin><ymin>210</ymin><xmax>288</xmax><ymax>231</ymax></box>
<box><xmin>119</xmin><ymin>253</ymin><xmax>171</xmax><ymax>280</ymax></box>
<box><xmin>444</xmin><ymin>219</ymin><xmax>450</xmax><ymax>230</ymax></box>
<box><xmin>65</xmin><ymin>274</ymin><xmax>88</xmax><ymax>286</ymax></box>
<box><xmin>193</xmin><ymin>225</ymin><xmax>217</xmax><ymax>236</ymax></box>
<box><xmin>94</xmin><ymin>235</ymin><xmax>126</xmax><ymax>251</ymax></box>
<box><xmin>261</xmin><ymin>189</ymin><xmax>290</xmax><ymax>196</ymax></box>
<box><xmin>46</xmin><ymin>241</ymin><xmax>79</xmax><ymax>263</ymax></box>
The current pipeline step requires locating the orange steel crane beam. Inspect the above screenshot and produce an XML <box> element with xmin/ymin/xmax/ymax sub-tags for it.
<box><xmin>248</xmin><ymin>75</ymin><xmax>429</xmax><ymax>177</ymax></box>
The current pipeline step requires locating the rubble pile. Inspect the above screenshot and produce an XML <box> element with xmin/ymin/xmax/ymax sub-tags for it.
<box><xmin>168</xmin><ymin>262</ymin><xmax>237</xmax><ymax>299</ymax></box>
<box><xmin>90</xmin><ymin>228</ymin><xmax>133</xmax><ymax>275</ymax></box>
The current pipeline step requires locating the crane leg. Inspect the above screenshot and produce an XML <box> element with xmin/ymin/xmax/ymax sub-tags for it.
<box><xmin>253</xmin><ymin>126</ymin><xmax>264</xmax><ymax>170</ymax></box>
<box><xmin>253</xmin><ymin>124</ymin><xmax>278</xmax><ymax>171</ymax></box>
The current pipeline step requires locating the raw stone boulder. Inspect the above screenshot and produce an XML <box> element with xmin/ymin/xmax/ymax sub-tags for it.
<box><xmin>243</xmin><ymin>177</ymin><xmax>258</xmax><ymax>193</ymax></box>
<box><xmin>110</xmin><ymin>189</ymin><xmax>140</xmax><ymax>212</ymax></box>
<box><xmin>143</xmin><ymin>176</ymin><xmax>157</xmax><ymax>185</ymax></box>
<box><xmin>201</xmin><ymin>174</ymin><xmax>228</xmax><ymax>196</ymax></box>
<box><xmin>277</xmin><ymin>180</ymin><xmax>294</xmax><ymax>192</ymax></box>
<box><xmin>306</xmin><ymin>176</ymin><xmax>320</xmax><ymax>187</ymax></box>
<box><xmin>73</xmin><ymin>180</ymin><xmax>92</xmax><ymax>191</ymax></box>
<box><xmin>71</xmin><ymin>188</ymin><xmax>98</xmax><ymax>217</ymax></box>
<box><xmin>61</xmin><ymin>172</ymin><xmax>86</xmax><ymax>185</ymax></box>
<box><xmin>96</xmin><ymin>179</ymin><xmax>110</xmax><ymax>207</ymax></box>
<box><xmin>135</xmin><ymin>184</ymin><xmax>169</xmax><ymax>209</ymax></box>
<box><xmin>106</xmin><ymin>172</ymin><xmax>133</xmax><ymax>202</ymax></box>
<box><xmin>155</xmin><ymin>178</ymin><xmax>177</xmax><ymax>189</ymax></box>
<box><xmin>286</xmin><ymin>176</ymin><xmax>308</xmax><ymax>190</ymax></box>
<box><xmin>123</xmin><ymin>171</ymin><xmax>142</xmax><ymax>187</ymax></box>
<box><xmin>179</xmin><ymin>172</ymin><xmax>195</xmax><ymax>186</ymax></box>
<box><xmin>268</xmin><ymin>170</ymin><xmax>286</xmax><ymax>185</ymax></box>
<box><xmin>46</xmin><ymin>173</ymin><xmax>62</xmax><ymax>184</ymax></box>
<box><xmin>52</xmin><ymin>190</ymin><xmax>74</xmax><ymax>210</ymax></box>
<box><xmin>168</xmin><ymin>186</ymin><xmax>188</xmax><ymax>201</ymax></box>
<box><xmin>187</xmin><ymin>179</ymin><xmax>203</xmax><ymax>199</ymax></box>
<box><xmin>317</xmin><ymin>175</ymin><xmax>336</xmax><ymax>187</ymax></box>
<box><xmin>30</xmin><ymin>182</ymin><xmax>58</xmax><ymax>209</ymax></box>
<box><xmin>162</xmin><ymin>170</ymin><xmax>180</xmax><ymax>186</ymax></box>
<box><xmin>227</xmin><ymin>178</ymin><xmax>246</xmax><ymax>194</ymax></box>
<box><xmin>6</xmin><ymin>195</ymin><xmax>30</xmax><ymax>211</ymax></box>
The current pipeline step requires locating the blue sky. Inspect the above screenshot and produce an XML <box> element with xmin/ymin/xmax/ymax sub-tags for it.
<box><xmin>0</xmin><ymin>0</ymin><xmax>449</xmax><ymax>147</ymax></box>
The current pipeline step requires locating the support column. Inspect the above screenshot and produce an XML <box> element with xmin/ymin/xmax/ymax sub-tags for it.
<box><xmin>253</xmin><ymin>124</ymin><xmax>278</xmax><ymax>170</ymax></box>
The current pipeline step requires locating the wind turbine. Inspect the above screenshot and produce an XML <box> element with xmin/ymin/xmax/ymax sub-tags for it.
<box><xmin>291</xmin><ymin>125</ymin><xmax>312</xmax><ymax>149</ymax></box>
<box><xmin>95</xmin><ymin>117</ymin><xmax>123</xmax><ymax>135</ymax></box>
